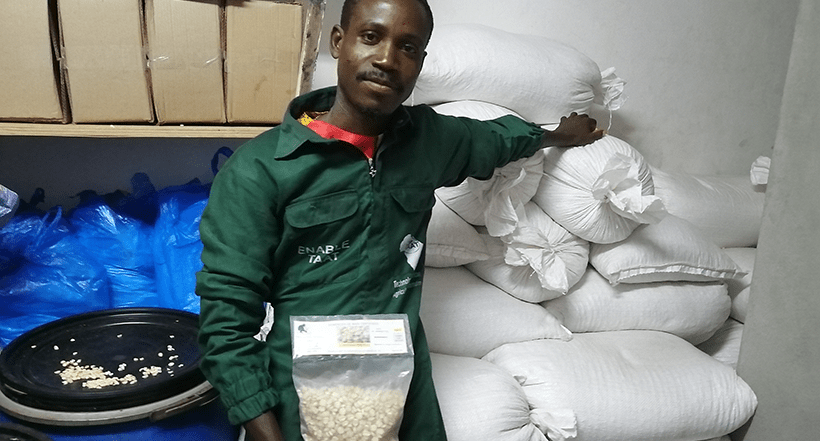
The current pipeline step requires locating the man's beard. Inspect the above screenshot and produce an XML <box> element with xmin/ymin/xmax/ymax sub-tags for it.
<box><xmin>357</xmin><ymin>103</ymin><xmax>393</xmax><ymax>119</ymax></box>
<box><xmin>353</xmin><ymin>70</ymin><xmax>407</xmax><ymax>118</ymax></box>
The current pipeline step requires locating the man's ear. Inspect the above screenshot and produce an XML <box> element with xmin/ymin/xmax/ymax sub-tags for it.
<box><xmin>417</xmin><ymin>50</ymin><xmax>427</xmax><ymax>73</ymax></box>
<box><xmin>329</xmin><ymin>24</ymin><xmax>344</xmax><ymax>59</ymax></box>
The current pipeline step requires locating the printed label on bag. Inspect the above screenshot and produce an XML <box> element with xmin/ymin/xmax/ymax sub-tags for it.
<box><xmin>292</xmin><ymin>315</ymin><xmax>411</xmax><ymax>357</ymax></box>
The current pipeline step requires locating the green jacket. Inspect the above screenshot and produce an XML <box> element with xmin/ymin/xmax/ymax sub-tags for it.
<box><xmin>196</xmin><ymin>87</ymin><xmax>545</xmax><ymax>439</ymax></box>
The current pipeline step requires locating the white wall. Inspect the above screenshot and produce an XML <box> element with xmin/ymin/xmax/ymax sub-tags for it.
<box><xmin>0</xmin><ymin>0</ymin><xmax>801</xmax><ymax>209</ymax></box>
<box><xmin>315</xmin><ymin>0</ymin><xmax>799</xmax><ymax>175</ymax></box>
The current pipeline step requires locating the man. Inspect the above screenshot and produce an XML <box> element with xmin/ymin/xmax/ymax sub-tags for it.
<box><xmin>196</xmin><ymin>0</ymin><xmax>603</xmax><ymax>439</ymax></box>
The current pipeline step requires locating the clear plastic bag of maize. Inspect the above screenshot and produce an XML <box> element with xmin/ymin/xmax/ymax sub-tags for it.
<box><xmin>291</xmin><ymin>314</ymin><xmax>414</xmax><ymax>441</ymax></box>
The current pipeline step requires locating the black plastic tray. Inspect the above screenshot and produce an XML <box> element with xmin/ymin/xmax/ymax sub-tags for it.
<box><xmin>0</xmin><ymin>308</ymin><xmax>205</xmax><ymax>413</ymax></box>
<box><xmin>0</xmin><ymin>423</ymin><xmax>53</xmax><ymax>441</ymax></box>
<box><xmin>0</xmin><ymin>422</ymin><xmax>53</xmax><ymax>441</ymax></box>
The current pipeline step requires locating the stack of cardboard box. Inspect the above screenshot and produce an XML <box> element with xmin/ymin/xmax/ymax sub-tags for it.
<box><xmin>0</xmin><ymin>0</ymin><xmax>321</xmax><ymax>126</ymax></box>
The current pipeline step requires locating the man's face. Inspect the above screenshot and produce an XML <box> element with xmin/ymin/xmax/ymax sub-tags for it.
<box><xmin>330</xmin><ymin>0</ymin><xmax>431</xmax><ymax>118</ymax></box>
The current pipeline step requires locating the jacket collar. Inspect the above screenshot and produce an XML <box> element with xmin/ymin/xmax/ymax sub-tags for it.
<box><xmin>275</xmin><ymin>87</ymin><xmax>413</xmax><ymax>160</ymax></box>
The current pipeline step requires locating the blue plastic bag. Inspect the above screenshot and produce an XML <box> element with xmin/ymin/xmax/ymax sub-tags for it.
<box><xmin>150</xmin><ymin>147</ymin><xmax>231</xmax><ymax>313</ymax></box>
<box><xmin>0</xmin><ymin>314</ymin><xmax>61</xmax><ymax>347</ymax></box>
<box><xmin>111</xmin><ymin>146</ymin><xmax>232</xmax><ymax>226</ymax></box>
<box><xmin>152</xmin><ymin>185</ymin><xmax>210</xmax><ymax>314</ymax></box>
<box><xmin>70</xmin><ymin>199</ymin><xmax>159</xmax><ymax>308</ymax></box>
<box><xmin>113</xmin><ymin>172</ymin><xmax>160</xmax><ymax>224</ymax></box>
<box><xmin>0</xmin><ymin>209</ymin><xmax>111</xmax><ymax>346</ymax></box>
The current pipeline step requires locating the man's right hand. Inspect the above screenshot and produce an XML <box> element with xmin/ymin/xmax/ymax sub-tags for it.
<box><xmin>244</xmin><ymin>411</ymin><xmax>285</xmax><ymax>441</ymax></box>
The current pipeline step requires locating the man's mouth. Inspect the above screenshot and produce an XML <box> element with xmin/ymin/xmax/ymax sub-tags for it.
<box><xmin>359</xmin><ymin>73</ymin><xmax>398</xmax><ymax>93</ymax></box>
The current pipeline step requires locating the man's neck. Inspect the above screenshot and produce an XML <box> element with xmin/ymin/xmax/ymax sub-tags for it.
<box><xmin>319</xmin><ymin>99</ymin><xmax>392</xmax><ymax>137</ymax></box>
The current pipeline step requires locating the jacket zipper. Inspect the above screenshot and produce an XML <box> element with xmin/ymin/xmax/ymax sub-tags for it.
<box><xmin>368</xmin><ymin>157</ymin><xmax>377</xmax><ymax>178</ymax></box>
<box><xmin>368</xmin><ymin>134</ymin><xmax>383</xmax><ymax>179</ymax></box>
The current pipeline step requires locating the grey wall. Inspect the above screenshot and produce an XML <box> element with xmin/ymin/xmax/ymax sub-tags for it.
<box><xmin>0</xmin><ymin>137</ymin><xmax>244</xmax><ymax>210</ymax></box>
<box><xmin>734</xmin><ymin>0</ymin><xmax>820</xmax><ymax>439</ymax></box>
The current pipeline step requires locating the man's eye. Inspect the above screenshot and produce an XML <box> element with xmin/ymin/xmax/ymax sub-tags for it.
<box><xmin>402</xmin><ymin>44</ymin><xmax>418</xmax><ymax>54</ymax></box>
<box><xmin>361</xmin><ymin>32</ymin><xmax>378</xmax><ymax>43</ymax></box>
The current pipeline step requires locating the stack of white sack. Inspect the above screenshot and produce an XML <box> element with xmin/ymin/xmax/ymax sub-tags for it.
<box><xmin>416</xmin><ymin>23</ymin><xmax>763</xmax><ymax>441</ymax></box>
<box><xmin>423</xmin><ymin>182</ymin><xmax>758</xmax><ymax>439</ymax></box>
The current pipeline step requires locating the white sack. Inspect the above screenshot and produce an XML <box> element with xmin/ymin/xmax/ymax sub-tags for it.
<box><xmin>435</xmin><ymin>154</ymin><xmax>544</xmax><ymax>237</ymax></box>
<box><xmin>543</xmin><ymin>266</ymin><xmax>731</xmax><ymax>345</ymax></box>
<box><xmin>750</xmin><ymin>155</ymin><xmax>771</xmax><ymax>186</ymax></box>
<box><xmin>411</xmin><ymin>24</ymin><xmax>621</xmax><ymax>125</ymax></box>
<box><xmin>465</xmin><ymin>234</ymin><xmax>550</xmax><ymax>303</ymax></box>
<box><xmin>426</xmin><ymin>193</ymin><xmax>490</xmax><ymax>267</ymax></box>
<box><xmin>431</xmin><ymin>100</ymin><xmax>522</xmax><ymax>121</ymax></box>
<box><xmin>697</xmin><ymin>318</ymin><xmax>744</xmax><ymax>369</ymax></box>
<box><xmin>483</xmin><ymin>331</ymin><xmax>758</xmax><ymax>441</ymax></box>
<box><xmin>590</xmin><ymin>214</ymin><xmax>746</xmax><ymax>285</ymax></box>
<box><xmin>420</xmin><ymin>266</ymin><xmax>570</xmax><ymax>358</ymax></box>
<box><xmin>432</xmin><ymin>101</ymin><xmax>542</xmax><ymax>236</ymax></box>
<box><xmin>650</xmin><ymin>166</ymin><xmax>765</xmax><ymax>248</ymax></box>
<box><xmin>534</xmin><ymin>135</ymin><xmax>665</xmax><ymax>244</ymax></box>
<box><xmin>431</xmin><ymin>353</ymin><xmax>549</xmax><ymax>441</ymax></box>
<box><xmin>722</xmin><ymin>247</ymin><xmax>756</xmax><ymax>323</ymax></box>
<box><xmin>501</xmin><ymin>202</ymin><xmax>589</xmax><ymax>295</ymax></box>
<box><xmin>466</xmin><ymin>225</ymin><xmax>588</xmax><ymax>303</ymax></box>
<box><xmin>0</xmin><ymin>184</ymin><xmax>19</xmax><ymax>228</ymax></box>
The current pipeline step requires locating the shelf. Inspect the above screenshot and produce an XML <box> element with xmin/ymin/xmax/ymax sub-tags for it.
<box><xmin>0</xmin><ymin>122</ymin><xmax>273</xmax><ymax>139</ymax></box>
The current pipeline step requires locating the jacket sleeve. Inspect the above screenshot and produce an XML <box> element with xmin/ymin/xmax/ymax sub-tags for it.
<box><xmin>415</xmin><ymin>107</ymin><xmax>546</xmax><ymax>187</ymax></box>
<box><xmin>196</xmin><ymin>144</ymin><xmax>281</xmax><ymax>425</ymax></box>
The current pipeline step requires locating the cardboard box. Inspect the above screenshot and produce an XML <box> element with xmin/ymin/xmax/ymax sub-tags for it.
<box><xmin>225</xmin><ymin>0</ymin><xmax>304</xmax><ymax>124</ymax></box>
<box><xmin>0</xmin><ymin>0</ymin><xmax>68</xmax><ymax>122</ymax></box>
<box><xmin>145</xmin><ymin>0</ymin><xmax>225</xmax><ymax>124</ymax></box>
<box><xmin>57</xmin><ymin>0</ymin><xmax>154</xmax><ymax>123</ymax></box>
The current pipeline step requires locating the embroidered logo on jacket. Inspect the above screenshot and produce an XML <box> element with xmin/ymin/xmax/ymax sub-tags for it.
<box><xmin>298</xmin><ymin>241</ymin><xmax>351</xmax><ymax>264</ymax></box>
<box><xmin>392</xmin><ymin>274</ymin><xmax>422</xmax><ymax>298</ymax></box>
<box><xmin>399</xmin><ymin>234</ymin><xmax>424</xmax><ymax>270</ymax></box>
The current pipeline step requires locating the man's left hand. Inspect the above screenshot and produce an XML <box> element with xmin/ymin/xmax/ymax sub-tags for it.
<box><xmin>542</xmin><ymin>112</ymin><xmax>605</xmax><ymax>148</ymax></box>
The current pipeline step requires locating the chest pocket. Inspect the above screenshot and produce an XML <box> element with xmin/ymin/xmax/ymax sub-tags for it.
<box><xmin>388</xmin><ymin>186</ymin><xmax>435</xmax><ymax>277</ymax></box>
<box><xmin>282</xmin><ymin>190</ymin><xmax>362</xmax><ymax>288</ymax></box>
<box><xmin>389</xmin><ymin>186</ymin><xmax>436</xmax><ymax>246</ymax></box>
<box><xmin>285</xmin><ymin>191</ymin><xmax>359</xmax><ymax>228</ymax></box>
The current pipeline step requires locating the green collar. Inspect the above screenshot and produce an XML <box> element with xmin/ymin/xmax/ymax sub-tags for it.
<box><xmin>274</xmin><ymin>87</ymin><xmax>413</xmax><ymax>160</ymax></box>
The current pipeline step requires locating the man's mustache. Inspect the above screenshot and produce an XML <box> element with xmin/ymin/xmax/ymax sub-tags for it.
<box><xmin>357</xmin><ymin>71</ymin><xmax>401</xmax><ymax>91</ymax></box>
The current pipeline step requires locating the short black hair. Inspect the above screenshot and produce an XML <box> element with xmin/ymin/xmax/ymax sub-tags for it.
<box><xmin>340</xmin><ymin>0</ymin><xmax>434</xmax><ymax>43</ymax></box>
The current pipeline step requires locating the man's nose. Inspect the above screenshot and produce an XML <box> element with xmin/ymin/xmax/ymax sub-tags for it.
<box><xmin>373</xmin><ymin>42</ymin><xmax>398</xmax><ymax>70</ymax></box>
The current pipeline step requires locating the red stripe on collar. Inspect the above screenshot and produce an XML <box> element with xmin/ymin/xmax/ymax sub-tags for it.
<box><xmin>307</xmin><ymin>119</ymin><xmax>377</xmax><ymax>159</ymax></box>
